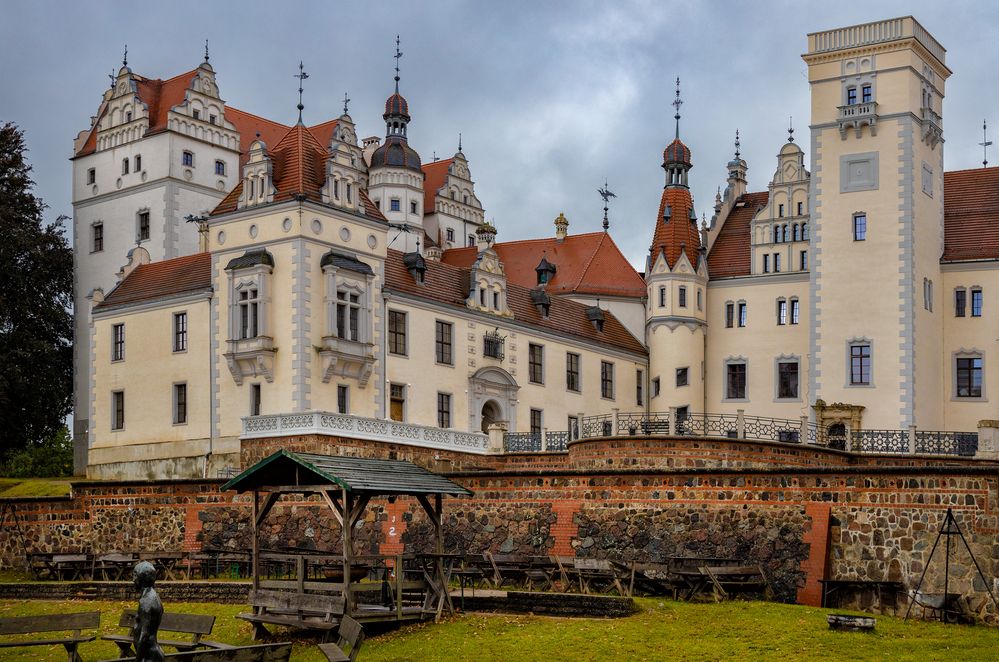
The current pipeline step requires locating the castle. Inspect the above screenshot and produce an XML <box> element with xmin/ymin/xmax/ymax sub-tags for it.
<box><xmin>71</xmin><ymin>17</ymin><xmax>998</xmax><ymax>479</ymax></box>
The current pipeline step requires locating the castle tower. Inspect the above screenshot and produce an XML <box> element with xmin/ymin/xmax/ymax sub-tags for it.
<box><xmin>803</xmin><ymin>17</ymin><xmax>949</xmax><ymax>430</ymax></box>
<box><xmin>367</xmin><ymin>37</ymin><xmax>425</xmax><ymax>253</ymax></box>
<box><xmin>646</xmin><ymin>80</ymin><xmax>708</xmax><ymax>419</ymax></box>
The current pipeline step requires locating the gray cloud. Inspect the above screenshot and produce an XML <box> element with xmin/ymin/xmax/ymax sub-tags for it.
<box><xmin>2</xmin><ymin>0</ymin><xmax>996</xmax><ymax>267</ymax></box>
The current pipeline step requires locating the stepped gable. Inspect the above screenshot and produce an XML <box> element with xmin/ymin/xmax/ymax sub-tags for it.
<box><xmin>385</xmin><ymin>250</ymin><xmax>646</xmax><ymax>354</ymax></box>
<box><xmin>441</xmin><ymin>232</ymin><xmax>645</xmax><ymax>298</ymax></box>
<box><xmin>95</xmin><ymin>253</ymin><xmax>212</xmax><ymax>310</ymax></box>
<box><xmin>707</xmin><ymin>191</ymin><xmax>769</xmax><ymax>278</ymax></box>
<box><xmin>422</xmin><ymin>158</ymin><xmax>454</xmax><ymax>214</ymax></box>
<box><xmin>943</xmin><ymin>167</ymin><xmax>999</xmax><ymax>261</ymax></box>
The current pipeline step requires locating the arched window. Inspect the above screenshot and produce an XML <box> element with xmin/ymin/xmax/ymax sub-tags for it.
<box><xmin>772</xmin><ymin>226</ymin><xmax>779</xmax><ymax>244</ymax></box>
<box><xmin>801</xmin><ymin>223</ymin><xmax>809</xmax><ymax>240</ymax></box>
<box><xmin>793</xmin><ymin>224</ymin><xmax>800</xmax><ymax>241</ymax></box>
<box><xmin>782</xmin><ymin>224</ymin><xmax>789</xmax><ymax>242</ymax></box>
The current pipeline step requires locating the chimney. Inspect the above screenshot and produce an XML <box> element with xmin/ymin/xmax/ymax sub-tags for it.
<box><xmin>475</xmin><ymin>222</ymin><xmax>497</xmax><ymax>252</ymax></box>
<box><xmin>554</xmin><ymin>212</ymin><xmax>569</xmax><ymax>241</ymax></box>
<box><xmin>116</xmin><ymin>246</ymin><xmax>150</xmax><ymax>283</ymax></box>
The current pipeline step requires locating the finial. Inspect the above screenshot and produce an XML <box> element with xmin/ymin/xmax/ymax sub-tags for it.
<box><xmin>294</xmin><ymin>61</ymin><xmax>309</xmax><ymax>124</ymax></box>
<box><xmin>787</xmin><ymin>116</ymin><xmax>794</xmax><ymax>143</ymax></box>
<box><xmin>734</xmin><ymin>129</ymin><xmax>741</xmax><ymax>160</ymax></box>
<box><xmin>980</xmin><ymin>119</ymin><xmax>992</xmax><ymax>168</ymax></box>
<box><xmin>122</xmin><ymin>44</ymin><xmax>128</xmax><ymax>68</ymax></box>
<box><xmin>597</xmin><ymin>179</ymin><xmax>616</xmax><ymax>232</ymax></box>
<box><xmin>416</xmin><ymin>236</ymin><xmax>421</xmax><ymax>252</ymax></box>
<box><xmin>672</xmin><ymin>77</ymin><xmax>683</xmax><ymax>140</ymax></box>
<box><xmin>342</xmin><ymin>92</ymin><xmax>350</xmax><ymax>115</ymax></box>
<box><xmin>108</xmin><ymin>69</ymin><xmax>116</xmax><ymax>88</ymax></box>
<box><xmin>394</xmin><ymin>35</ymin><xmax>403</xmax><ymax>94</ymax></box>
<box><xmin>458</xmin><ymin>132</ymin><xmax>463</xmax><ymax>153</ymax></box>
<box><xmin>204</xmin><ymin>40</ymin><xmax>210</xmax><ymax>63</ymax></box>
<box><xmin>432</xmin><ymin>151</ymin><xmax>437</xmax><ymax>161</ymax></box>
<box><xmin>255</xmin><ymin>132</ymin><xmax>261</xmax><ymax>138</ymax></box>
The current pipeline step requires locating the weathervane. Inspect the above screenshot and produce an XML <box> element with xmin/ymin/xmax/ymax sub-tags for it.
<box><xmin>788</xmin><ymin>116</ymin><xmax>794</xmax><ymax>143</ymax></box>
<box><xmin>672</xmin><ymin>77</ymin><xmax>683</xmax><ymax>139</ymax></box>
<box><xmin>980</xmin><ymin>120</ymin><xmax>992</xmax><ymax>167</ymax></box>
<box><xmin>458</xmin><ymin>132</ymin><xmax>463</xmax><ymax>153</ymax></box>
<box><xmin>342</xmin><ymin>92</ymin><xmax>350</xmax><ymax>115</ymax></box>
<box><xmin>122</xmin><ymin>44</ymin><xmax>128</xmax><ymax>68</ymax></box>
<box><xmin>294</xmin><ymin>61</ymin><xmax>309</xmax><ymax>123</ymax></box>
<box><xmin>394</xmin><ymin>35</ymin><xmax>403</xmax><ymax>93</ymax></box>
<box><xmin>597</xmin><ymin>180</ymin><xmax>616</xmax><ymax>232</ymax></box>
<box><xmin>204</xmin><ymin>40</ymin><xmax>210</xmax><ymax>64</ymax></box>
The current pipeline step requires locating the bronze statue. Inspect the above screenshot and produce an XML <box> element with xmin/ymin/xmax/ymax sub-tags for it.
<box><xmin>132</xmin><ymin>561</ymin><xmax>164</xmax><ymax>662</ymax></box>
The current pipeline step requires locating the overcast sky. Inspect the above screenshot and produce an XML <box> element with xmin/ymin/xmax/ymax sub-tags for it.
<box><xmin>2</xmin><ymin>1</ymin><xmax>997</xmax><ymax>266</ymax></box>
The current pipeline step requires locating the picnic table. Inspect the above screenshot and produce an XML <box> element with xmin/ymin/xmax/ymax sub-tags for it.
<box><xmin>52</xmin><ymin>554</ymin><xmax>91</xmax><ymax>581</ymax></box>
<box><xmin>819</xmin><ymin>579</ymin><xmax>905</xmax><ymax>612</ymax></box>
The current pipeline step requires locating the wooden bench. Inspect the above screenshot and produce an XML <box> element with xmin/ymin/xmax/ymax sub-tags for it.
<box><xmin>238</xmin><ymin>589</ymin><xmax>345</xmax><ymax>640</ymax></box>
<box><xmin>103</xmin><ymin>610</ymin><xmax>229</xmax><ymax>656</ymax></box>
<box><xmin>0</xmin><ymin>611</ymin><xmax>99</xmax><ymax>662</ymax></box>
<box><xmin>317</xmin><ymin>616</ymin><xmax>365</xmax><ymax>662</ymax></box>
<box><xmin>485</xmin><ymin>553</ymin><xmax>530</xmax><ymax>588</ymax></box>
<box><xmin>101</xmin><ymin>642</ymin><xmax>293</xmax><ymax>662</ymax></box>
<box><xmin>699</xmin><ymin>565</ymin><xmax>774</xmax><ymax>601</ymax></box>
<box><xmin>574</xmin><ymin>558</ymin><xmax>625</xmax><ymax>595</ymax></box>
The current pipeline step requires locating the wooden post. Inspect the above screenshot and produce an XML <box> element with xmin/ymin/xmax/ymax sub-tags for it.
<box><xmin>434</xmin><ymin>494</ymin><xmax>443</xmax><ymax>555</ymax></box>
<box><xmin>342</xmin><ymin>488</ymin><xmax>352</xmax><ymax>616</ymax></box>
<box><xmin>251</xmin><ymin>490</ymin><xmax>259</xmax><ymax>591</ymax></box>
<box><xmin>396</xmin><ymin>552</ymin><xmax>404</xmax><ymax>621</ymax></box>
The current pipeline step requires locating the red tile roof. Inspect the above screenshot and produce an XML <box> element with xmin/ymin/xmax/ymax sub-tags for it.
<box><xmin>706</xmin><ymin>192</ymin><xmax>768</xmax><ymax>278</ymax></box>
<box><xmin>650</xmin><ymin>187</ymin><xmax>701</xmax><ymax>269</ymax></box>
<box><xmin>385</xmin><ymin>250</ymin><xmax>646</xmax><ymax>354</ymax></box>
<box><xmin>422</xmin><ymin>158</ymin><xmax>454</xmax><ymax>215</ymax></box>
<box><xmin>441</xmin><ymin>232</ymin><xmax>645</xmax><ymax>298</ymax></box>
<box><xmin>943</xmin><ymin>167</ymin><xmax>999</xmax><ymax>262</ymax></box>
<box><xmin>136</xmin><ymin>69</ymin><xmax>199</xmax><ymax>136</ymax></box>
<box><xmin>95</xmin><ymin>253</ymin><xmax>212</xmax><ymax>310</ymax></box>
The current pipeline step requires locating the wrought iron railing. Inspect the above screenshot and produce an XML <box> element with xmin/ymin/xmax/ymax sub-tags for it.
<box><xmin>503</xmin><ymin>430</ymin><xmax>570</xmax><ymax>453</ymax></box>
<box><xmin>619</xmin><ymin>411</ymin><xmax>669</xmax><ymax>435</ymax></box>
<box><xmin>915</xmin><ymin>431</ymin><xmax>978</xmax><ymax>456</ymax></box>
<box><xmin>581</xmin><ymin>414</ymin><xmax>613</xmax><ymax>438</ymax></box>
<box><xmin>743</xmin><ymin>415</ymin><xmax>801</xmax><ymax>443</ymax></box>
<box><xmin>545</xmin><ymin>431</ymin><xmax>570</xmax><ymax>452</ymax></box>
<box><xmin>853</xmin><ymin>429</ymin><xmax>909</xmax><ymax>454</ymax></box>
<box><xmin>682</xmin><ymin>412</ymin><xmax>740</xmax><ymax>438</ymax></box>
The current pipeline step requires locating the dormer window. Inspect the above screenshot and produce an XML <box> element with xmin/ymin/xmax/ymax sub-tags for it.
<box><xmin>586</xmin><ymin>306</ymin><xmax>605</xmax><ymax>332</ymax></box>
<box><xmin>535</xmin><ymin>256</ymin><xmax>557</xmax><ymax>285</ymax></box>
<box><xmin>492</xmin><ymin>291</ymin><xmax>500</xmax><ymax>309</ymax></box>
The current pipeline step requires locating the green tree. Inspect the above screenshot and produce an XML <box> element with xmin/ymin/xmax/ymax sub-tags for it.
<box><xmin>0</xmin><ymin>122</ymin><xmax>73</xmax><ymax>456</ymax></box>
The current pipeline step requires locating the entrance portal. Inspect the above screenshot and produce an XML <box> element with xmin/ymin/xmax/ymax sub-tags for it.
<box><xmin>481</xmin><ymin>400</ymin><xmax>502</xmax><ymax>433</ymax></box>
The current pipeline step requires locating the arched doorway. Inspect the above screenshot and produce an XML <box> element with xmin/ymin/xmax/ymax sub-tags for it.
<box><xmin>481</xmin><ymin>400</ymin><xmax>502</xmax><ymax>433</ymax></box>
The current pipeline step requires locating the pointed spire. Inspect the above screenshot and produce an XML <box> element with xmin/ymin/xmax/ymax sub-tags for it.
<box><xmin>672</xmin><ymin>77</ymin><xmax>683</xmax><ymax>139</ymax></box>
<box><xmin>342</xmin><ymin>92</ymin><xmax>350</xmax><ymax>115</ymax></box>
<box><xmin>394</xmin><ymin>35</ymin><xmax>403</xmax><ymax>94</ymax></box>
<box><xmin>122</xmin><ymin>44</ymin><xmax>128</xmax><ymax>68</ymax></box>
<box><xmin>787</xmin><ymin>116</ymin><xmax>795</xmax><ymax>143</ymax></box>
<box><xmin>204</xmin><ymin>39</ymin><xmax>210</xmax><ymax>64</ymax></box>
<box><xmin>294</xmin><ymin>61</ymin><xmax>309</xmax><ymax>124</ymax></box>
<box><xmin>734</xmin><ymin>129</ymin><xmax>741</xmax><ymax>160</ymax></box>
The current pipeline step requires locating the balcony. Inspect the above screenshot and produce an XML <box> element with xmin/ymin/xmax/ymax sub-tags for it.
<box><xmin>224</xmin><ymin>336</ymin><xmax>275</xmax><ymax>385</ymax></box>
<box><xmin>319</xmin><ymin>335</ymin><xmax>375</xmax><ymax>386</ymax></box>
<box><xmin>921</xmin><ymin>106</ymin><xmax>943</xmax><ymax>148</ymax></box>
<box><xmin>241</xmin><ymin>411</ymin><xmax>490</xmax><ymax>454</ymax></box>
<box><xmin>838</xmin><ymin>102</ymin><xmax>878</xmax><ymax>139</ymax></box>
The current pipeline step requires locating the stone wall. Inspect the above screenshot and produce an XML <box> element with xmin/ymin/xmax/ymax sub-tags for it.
<box><xmin>2</xmin><ymin>434</ymin><xmax>998</xmax><ymax>620</ymax></box>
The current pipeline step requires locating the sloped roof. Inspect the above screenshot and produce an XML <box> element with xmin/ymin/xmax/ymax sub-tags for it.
<box><xmin>943</xmin><ymin>167</ymin><xmax>999</xmax><ymax>262</ymax></box>
<box><xmin>650</xmin><ymin>187</ymin><xmax>701</xmax><ymax>269</ymax></box>
<box><xmin>422</xmin><ymin>158</ymin><xmax>454</xmax><ymax>215</ymax></box>
<box><xmin>136</xmin><ymin>69</ymin><xmax>199</xmax><ymax>136</ymax></box>
<box><xmin>707</xmin><ymin>192</ymin><xmax>769</xmax><ymax>278</ymax></box>
<box><xmin>95</xmin><ymin>252</ymin><xmax>212</xmax><ymax>310</ymax></box>
<box><xmin>441</xmin><ymin>232</ymin><xmax>645</xmax><ymax>298</ymax></box>
<box><xmin>386</xmin><ymin>250</ymin><xmax>646</xmax><ymax>355</ymax></box>
<box><xmin>222</xmin><ymin>449</ymin><xmax>472</xmax><ymax>496</ymax></box>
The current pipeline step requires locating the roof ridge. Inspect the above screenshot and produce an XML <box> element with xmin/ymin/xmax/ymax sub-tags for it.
<box><xmin>226</xmin><ymin>106</ymin><xmax>291</xmax><ymax>130</ymax></box>
<box><xmin>571</xmin><ymin>231</ymin><xmax>607</xmax><ymax>291</ymax></box>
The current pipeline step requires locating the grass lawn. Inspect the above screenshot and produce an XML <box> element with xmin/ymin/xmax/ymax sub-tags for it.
<box><xmin>0</xmin><ymin>477</ymin><xmax>73</xmax><ymax>497</ymax></box>
<box><xmin>0</xmin><ymin>597</ymin><xmax>994</xmax><ymax>661</ymax></box>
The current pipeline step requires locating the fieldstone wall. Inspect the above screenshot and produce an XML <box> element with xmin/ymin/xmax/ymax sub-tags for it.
<box><xmin>404</xmin><ymin>502</ymin><xmax>557</xmax><ymax>556</ymax></box>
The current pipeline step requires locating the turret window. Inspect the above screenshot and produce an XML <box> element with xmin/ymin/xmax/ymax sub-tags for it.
<box><xmin>658</xmin><ymin>286</ymin><xmax>666</xmax><ymax>308</ymax></box>
<box><xmin>215</xmin><ymin>160</ymin><xmax>226</xmax><ymax>176</ymax></box>
<box><xmin>122</xmin><ymin>158</ymin><xmax>129</xmax><ymax>175</ymax></box>
<box><xmin>182</xmin><ymin>151</ymin><xmax>194</xmax><ymax>167</ymax></box>
<box><xmin>335</xmin><ymin>290</ymin><xmax>361</xmax><ymax>341</ymax></box>
<box><xmin>87</xmin><ymin>168</ymin><xmax>96</xmax><ymax>185</ymax></box>
<box><xmin>678</xmin><ymin>286</ymin><xmax>687</xmax><ymax>308</ymax></box>
<box><xmin>92</xmin><ymin>223</ymin><xmax>104</xmax><ymax>253</ymax></box>
<box><xmin>238</xmin><ymin>289</ymin><xmax>259</xmax><ymax>339</ymax></box>
<box><xmin>696</xmin><ymin>288</ymin><xmax>703</xmax><ymax>311</ymax></box>
<box><xmin>137</xmin><ymin>211</ymin><xmax>150</xmax><ymax>242</ymax></box>
<box><xmin>410</xmin><ymin>200</ymin><xmax>417</xmax><ymax>214</ymax></box>
<box><xmin>676</xmin><ymin>367</ymin><xmax>688</xmax><ymax>387</ymax></box>
<box><xmin>390</xmin><ymin>198</ymin><xmax>400</xmax><ymax>212</ymax></box>
<box><xmin>333</xmin><ymin>180</ymin><xmax>340</xmax><ymax>199</ymax></box>
<box><xmin>446</xmin><ymin>228</ymin><xmax>455</xmax><ymax>242</ymax></box>
<box><xmin>134</xmin><ymin>155</ymin><xmax>141</xmax><ymax>172</ymax></box>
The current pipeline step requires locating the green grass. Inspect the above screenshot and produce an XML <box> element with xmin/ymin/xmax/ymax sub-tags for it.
<box><xmin>0</xmin><ymin>598</ymin><xmax>994</xmax><ymax>661</ymax></box>
<box><xmin>0</xmin><ymin>477</ymin><xmax>73</xmax><ymax>497</ymax></box>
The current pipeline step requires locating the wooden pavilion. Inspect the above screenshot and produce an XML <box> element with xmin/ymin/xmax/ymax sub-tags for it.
<box><xmin>221</xmin><ymin>450</ymin><xmax>473</xmax><ymax>629</ymax></box>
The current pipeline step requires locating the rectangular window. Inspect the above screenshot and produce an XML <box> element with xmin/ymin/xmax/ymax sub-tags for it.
<box><xmin>390</xmin><ymin>198</ymin><xmax>400</xmax><ymax>212</ymax></box>
<box><xmin>791</xmin><ymin>299</ymin><xmax>800</xmax><ymax>325</ymax></box>
<box><xmin>138</xmin><ymin>211</ymin><xmax>150</xmax><ymax>241</ymax></box>
<box><xmin>435</xmin><ymin>321</ymin><xmax>453</xmax><ymax>365</ymax></box>
<box><xmin>566</xmin><ymin>352</ymin><xmax>580</xmax><ymax>392</ymax></box>
<box><xmin>774</xmin><ymin>253</ymin><xmax>781</xmax><ymax>273</ymax></box>
<box><xmin>388</xmin><ymin>310</ymin><xmax>407</xmax><ymax>355</ymax></box>
<box><xmin>778</xmin><ymin>362</ymin><xmax>799</xmax><ymax>399</ymax></box>
<box><xmin>678</xmin><ymin>286</ymin><xmax>687</xmax><ymax>308</ymax></box>
<box><xmin>778</xmin><ymin>203</ymin><xmax>784</xmax><ymax>217</ymax></box>
<box><xmin>446</xmin><ymin>228</ymin><xmax>455</xmax><ymax>242</ymax></box>
<box><xmin>676</xmin><ymin>367</ymin><xmax>688</xmax><ymax>387</ymax></box>
<box><xmin>122</xmin><ymin>158</ymin><xmax>129</xmax><ymax>175</ymax></box>
<box><xmin>92</xmin><ymin>223</ymin><xmax>104</xmax><ymax>252</ymax></box>
<box><xmin>209</xmin><ymin>114</ymin><xmax>217</xmax><ymax>125</ymax></box>
<box><xmin>468</xmin><ymin>235</ymin><xmax>475</xmax><ymax>247</ymax></box>
<box><xmin>173</xmin><ymin>312</ymin><xmax>188</xmax><ymax>352</ymax></box>
<box><xmin>738</xmin><ymin>303</ymin><xmax>747</xmax><ymax>327</ymax></box>
<box><xmin>971</xmin><ymin>289</ymin><xmax>983</xmax><ymax>317</ymax></box>
<box><xmin>493</xmin><ymin>291</ymin><xmax>500</xmax><ymax>310</ymax></box>
<box><xmin>111</xmin><ymin>391</ymin><xmax>125</xmax><ymax>430</ymax></box>
<box><xmin>725</xmin><ymin>303</ymin><xmax>734</xmax><ymax>328</ymax></box>
<box><xmin>696</xmin><ymin>288</ymin><xmax>702</xmax><ymax>311</ymax></box>
<box><xmin>337</xmin><ymin>385</ymin><xmax>349</xmax><ymax>414</ymax></box>
<box><xmin>87</xmin><ymin>168</ymin><xmax>96</xmax><ymax>185</ymax></box>
<box><xmin>726</xmin><ymin>363</ymin><xmax>747</xmax><ymax>400</ymax></box>
<box><xmin>182</xmin><ymin>151</ymin><xmax>194</xmax><ymax>167</ymax></box>
<box><xmin>336</xmin><ymin>291</ymin><xmax>361</xmax><ymax>341</ymax></box>
<box><xmin>333</xmin><ymin>180</ymin><xmax>340</xmax><ymax>199</ymax></box>
<box><xmin>410</xmin><ymin>200</ymin><xmax>418</xmax><ymax>214</ymax></box>
<box><xmin>389</xmin><ymin>384</ymin><xmax>405</xmax><ymax>421</ymax></box>
<box><xmin>652</xmin><ymin>377</ymin><xmax>661</xmax><ymax>397</ymax></box>
<box><xmin>600</xmin><ymin>361</ymin><xmax>614</xmax><ymax>399</ymax></box>
<box><xmin>528</xmin><ymin>343</ymin><xmax>544</xmax><ymax>384</ymax></box>
<box><xmin>483</xmin><ymin>334</ymin><xmax>504</xmax><ymax>359</ymax></box>
<box><xmin>173</xmin><ymin>383</ymin><xmax>187</xmax><ymax>424</ymax></box>
<box><xmin>345</xmin><ymin>183</ymin><xmax>352</xmax><ymax>203</ymax></box>
<box><xmin>853</xmin><ymin>213</ymin><xmax>867</xmax><ymax>241</ymax></box>
<box><xmin>215</xmin><ymin>160</ymin><xmax>226</xmax><ymax>176</ymax></box>
<box><xmin>800</xmin><ymin>250</ymin><xmax>808</xmax><ymax>271</ymax></box>
<box><xmin>658</xmin><ymin>286</ymin><xmax>666</xmax><ymax>308</ymax></box>
<box><xmin>777</xmin><ymin>300</ymin><xmax>787</xmax><ymax>325</ymax></box>
<box><xmin>636</xmin><ymin>369</ymin><xmax>644</xmax><ymax>406</ymax></box>
<box><xmin>437</xmin><ymin>392</ymin><xmax>452</xmax><ymax>428</ymax></box>
<box><xmin>956</xmin><ymin>357</ymin><xmax>983</xmax><ymax>398</ymax></box>
<box><xmin>111</xmin><ymin>323</ymin><xmax>125</xmax><ymax>361</ymax></box>
<box><xmin>862</xmin><ymin>84</ymin><xmax>872</xmax><ymax>103</ymax></box>
<box><xmin>797</xmin><ymin>202</ymin><xmax>803</xmax><ymax>215</ymax></box>
<box><xmin>847</xmin><ymin>87</ymin><xmax>857</xmax><ymax>105</ymax></box>
<box><xmin>238</xmin><ymin>289</ymin><xmax>259</xmax><ymax>339</ymax></box>
<box><xmin>192</xmin><ymin>109</ymin><xmax>200</xmax><ymax>120</ymax></box>
<box><xmin>762</xmin><ymin>254</ymin><xmax>770</xmax><ymax>273</ymax></box>
<box><xmin>850</xmin><ymin>344</ymin><xmax>871</xmax><ymax>385</ymax></box>
<box><xmin>955</xmin><ymin>289</ymin><xmax>967</xmax><ymax>317</ymax></box>
<box><xmin>530</xmin><ymin>408</ymin><xmax>543</xmax><ymax>434</ymax></box>
<box><xmin>134</xmin><ymin>155</ymin><xmax>141</xmax><ymax>172</ymax></box>
<box><xmin>250</xmin><ymin>384</ymin><xmax>261</xmax><ymax>416</ymax></box>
